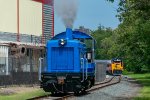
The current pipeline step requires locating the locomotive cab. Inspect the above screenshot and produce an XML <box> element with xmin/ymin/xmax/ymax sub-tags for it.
<box><xmin>40</xmin><ymin>28</ymin><xmax>95</xmax><ymax>94</ymax></box>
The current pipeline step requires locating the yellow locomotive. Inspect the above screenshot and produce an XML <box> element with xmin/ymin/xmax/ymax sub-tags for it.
<box><xmin>107</xmin><ymin>58</ymin><xmax>123</xmax><ymax>75</ymax></box>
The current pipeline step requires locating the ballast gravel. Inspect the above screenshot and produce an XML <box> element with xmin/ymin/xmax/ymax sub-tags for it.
<box><xmin>70</xmin><ymin>76</ymin><xmax>141</xmax><ymax>100</ymax></box>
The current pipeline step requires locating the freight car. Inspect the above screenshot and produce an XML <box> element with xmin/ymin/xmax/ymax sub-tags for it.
<box><xmin>40</xmin><ymin>28</ymin><xmax>95</xmax><ymax>94</ymax></box>
<box><xmin>107</xmin><ymin>58</ymin><xmax>123</xmax><ymax>75</ymax></box>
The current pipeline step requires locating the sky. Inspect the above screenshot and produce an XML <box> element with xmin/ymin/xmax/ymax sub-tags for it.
<box><xmin>54</xmin><ymin>0</ymin><xmax>120</xmax><ymax>34</ymax></box>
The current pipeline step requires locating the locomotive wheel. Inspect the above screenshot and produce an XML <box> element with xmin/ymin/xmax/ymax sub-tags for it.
<box><xmin>43</xmin><ymin>87</ymin><xmax>50</xmax><ymax>92</ymax></box>
<box><xmin>91</xmin><ymin>79</ymin><xmax>95</xmax><ymax>87</ymax></box>
<box><xmin>74</xmin><ymin>90</ymin><xmax>86</xmax><ymax>95</ymax></box>
<box><xmin>81</xmin><ymin>88</ymin><xmax>87</xmax><ymax>94</ymax></box>
<box><xmin>74</xmin><ymin>91</ymin><xmax>79</xmax><ymax>95</ymax></box>
<box><xmin>74</xmin><ymin>86</ymin><xmax>86</xmax><ymax>95</ymax></box>
<box><xmin>88</xmin><ymin>80</ymin><xmax>91</xmax><ymax>88</ymax></box>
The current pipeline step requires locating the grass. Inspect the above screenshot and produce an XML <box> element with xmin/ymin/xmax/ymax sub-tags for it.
<box><xmin>128</xmin><ymin>73</ymin><xmax>150</xmax><ymax>100</ymax></box>
<box><xmin>122</xmin><ymin>70</ymin><xmax>133</xmax><ymax>75</ymax></box>
<box><xmin>0</xmin><ymin>89</ymin><xmax>50</xmax><ymax>100</ymax></box>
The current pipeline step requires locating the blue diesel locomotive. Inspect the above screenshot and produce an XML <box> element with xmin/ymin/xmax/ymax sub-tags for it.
<box><xmin>40</xmin><ymin>28</ymin><xmax>95</xmax><ymax>94</ymax></box>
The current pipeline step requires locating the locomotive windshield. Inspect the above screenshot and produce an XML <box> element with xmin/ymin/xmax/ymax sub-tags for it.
<box><xmin>112</xmin><ymin>59</ymin><xmax>123</xmax><ymax>66</ymax></box>
<box><xmin>113</xmin><ymin>61</ymin><xmax>121</xmax><ymax>63</ymax></box>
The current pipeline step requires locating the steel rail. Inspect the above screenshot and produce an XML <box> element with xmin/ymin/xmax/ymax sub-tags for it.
<box><xmin>87</xmin><ymin>76</ymin><xmax>121</xmax><ymax>92</ymax></box>
<box><xmin>95</xmin><ymin>76</ymin><xmax>115</xmax><ymax>86</ymax></box>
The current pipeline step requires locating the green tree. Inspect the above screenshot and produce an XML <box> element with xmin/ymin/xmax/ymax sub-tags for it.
<box><xmin>108</xmin><ymin>0</ymin><xmax>150</xmax><ymax>73</ymax></box>
<box><xmin>91</xmin><ymin>25</ymin><xmax>113</xmax><ymax>59</ymax></box>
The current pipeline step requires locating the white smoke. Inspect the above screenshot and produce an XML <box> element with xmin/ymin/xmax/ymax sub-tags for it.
<box><xmin>55</xmin><ymin>0</ymin><xmax>78</xmax><ymax>28</ymax></box>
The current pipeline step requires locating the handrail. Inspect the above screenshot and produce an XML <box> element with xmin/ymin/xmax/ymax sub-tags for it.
<box><xmin>81</xmin><ymin>58</ymin><xmax>84</xmax><ymax>82</ymax></box>
<box><xmin>38</xmin><ymin>58</ymin><xmax>43</xmax><ymax>81</ymax></box>
<box><xmin>85</xmin><ymin>59</ymin><xmax>88</xmax><ymax>80</ymax></box>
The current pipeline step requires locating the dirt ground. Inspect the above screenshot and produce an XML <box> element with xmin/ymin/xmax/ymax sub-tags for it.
<box><xmin>0</xmin><ymin>86</ymin><xmax>40</xmax><ymax>95</ymax></box>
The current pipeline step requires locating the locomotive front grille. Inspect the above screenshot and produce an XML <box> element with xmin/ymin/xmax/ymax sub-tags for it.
<box><xmin>51</xmin><ymin>47</ymin><xmax>74</xmax><ymax>70</ymax></box>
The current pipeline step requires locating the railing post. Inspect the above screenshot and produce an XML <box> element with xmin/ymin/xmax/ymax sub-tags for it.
<box><xmin>85</xmin><ymin>59</ymin><xmax>88</xmax><ymax>80</ymax></box>
<box><xmin>81</xmin><ymin>58</ymin><xmax>84</xmax><ymax>82</ymax></box>
<box><xmin>39</xmin><ymin>58</ymin><xmax>43</xmax><ymax>81</ymax></box>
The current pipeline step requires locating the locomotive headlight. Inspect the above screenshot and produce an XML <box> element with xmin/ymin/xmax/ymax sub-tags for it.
<box><xmin>59</xmin><ymin>39</ymin><xmax>67</xmax><ymax>46</ymax></box>
<box><xmin>61</xmin><ymin>41</ymin><xmax>65</xmax><ymax>45</ymax></box>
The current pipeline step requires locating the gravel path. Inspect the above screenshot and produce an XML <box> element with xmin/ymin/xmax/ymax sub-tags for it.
<box><xmin>70</xmin><ymin>76</ymin><xmax>141</xmax><ymax>100</ymax></box>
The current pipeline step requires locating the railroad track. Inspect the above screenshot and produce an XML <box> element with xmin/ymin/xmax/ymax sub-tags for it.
<box><xmin>28</xmin><ymin>76</ymin><xmax>121</xmax><ymax>100</ymax></box>
<box><xmin>27</xmin><ymin>93</ymin><xmax>74</xmax><ymax>100</ymax></box>
<box><xmin>87</xmin><ymin>76</ymin><xmax>121</xmax><ymax>92</ymax></box>
<box><xmin>95</xmin><ymin>75</ymin><xmax>115</xmax><ymax>86</ymax></box>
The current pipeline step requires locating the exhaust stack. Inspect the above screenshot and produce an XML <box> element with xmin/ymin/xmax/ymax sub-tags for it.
<box><xmin>66</xmin><ymin>28</ymin><xmax>73</xmax><ymax>40</ymax></box>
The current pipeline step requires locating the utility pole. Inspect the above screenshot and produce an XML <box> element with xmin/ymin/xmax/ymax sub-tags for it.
<box><xmin>17</xmin><ymin>0</ymin><xmax>20</xmax><ymax>42</ymax></box>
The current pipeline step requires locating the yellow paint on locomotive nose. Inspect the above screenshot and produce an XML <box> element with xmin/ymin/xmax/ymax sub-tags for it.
<box><xmin>112</xmin><ymin>63</ymin><xmax>123</xmax><ymax>70</ymax></box>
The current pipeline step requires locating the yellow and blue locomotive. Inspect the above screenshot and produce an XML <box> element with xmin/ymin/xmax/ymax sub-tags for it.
<box><xmin>40</xmin><ymin>28</ymin><xmax>95</xmax><ymax>94</ymax></box>
<box><xmin>107</xmin><ymin>58</ymin><xmax>123</xmax><ymax>75</ymax></box>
